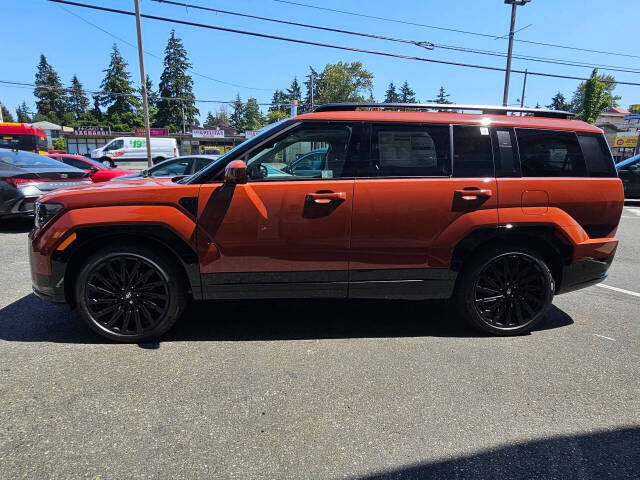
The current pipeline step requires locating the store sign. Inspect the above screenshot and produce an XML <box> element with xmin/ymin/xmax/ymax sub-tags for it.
<box><xmin>629</xmin><ymin>105</ymin><xmax>640</xmax><ymax>114</ymax></box>
<box><xmin>192</xmin><ymin>129</ymin><xmax>225</xmax><ymax>138</ymax></box>
<box><xmin>624</xmin><ymin>114</ymin><xmax>640</xmax><ymax>121</ymax></box>
<box><xmin>614</xmin><ymin>134</ymin><xmax>639</xmax><ymax>148</ymax></box>
<box><xmin>134</xmin><ymin>127</ymin><xmax>168</xmax><ymax>137</ymax></box>
<box><xmin>244</xmin><ymin>130</ymin><xmax>260</xmax><ymax>138</ymax></box>
<box><xmin>73</xmin><ymin>126</ymin><xmax>111</xmax><ymax>136</ymax></box>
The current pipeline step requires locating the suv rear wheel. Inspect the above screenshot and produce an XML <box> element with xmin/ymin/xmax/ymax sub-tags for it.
<box><xmin>454</xmin><ymin>247</ymin><xmax>555</xmax><ymax>335</ymax></box>
<box><xmin>75</xmin><ymin>245</ymin><xmax>187</xmax><ymax>342</ymax></box>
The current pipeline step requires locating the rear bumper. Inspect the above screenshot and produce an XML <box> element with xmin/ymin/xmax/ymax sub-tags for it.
<box><xmin>557</xmin><ymin>255</ymin><xmax>614</xmax><ymax>294</ymax></box>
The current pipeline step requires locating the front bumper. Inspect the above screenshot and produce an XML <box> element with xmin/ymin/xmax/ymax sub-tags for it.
<box><xmin>29</xmin><ymin>233</ymin><xmax>67</xmax><ymax>304</ymax></box>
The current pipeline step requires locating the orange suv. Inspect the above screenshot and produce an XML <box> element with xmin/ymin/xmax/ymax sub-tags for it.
<box><xmin>29</xmin><ymin>104</ymin><xmax>623</xmax><ymax>341</ymax></box>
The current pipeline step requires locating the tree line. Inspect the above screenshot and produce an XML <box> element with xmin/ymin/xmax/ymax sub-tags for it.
<box><xmin>3</xmin><ymin>35</ymin><xmax>621</xmax><ymax>132</ymax></box>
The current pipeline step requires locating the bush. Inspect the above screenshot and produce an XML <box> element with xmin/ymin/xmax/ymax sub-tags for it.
<box><xmin>53</xmin><ymin>136</ymin><xmax>66</xmax><ymax>151</ymax></box>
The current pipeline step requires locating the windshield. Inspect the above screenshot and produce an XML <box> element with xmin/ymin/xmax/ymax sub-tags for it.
<box><xmin>617</xmin><ymin>154</ymin><xmax>640</xmax><ymax>169</ymax></box>
<box><xmin>181</xmin><ymin>120</ymin><xmax>289</xmax><ymax>184</ymax></box>
<box><xmin>0</xmin><ymin>150</ymin><xmax>67</xmax><ymax>168</ymax></box>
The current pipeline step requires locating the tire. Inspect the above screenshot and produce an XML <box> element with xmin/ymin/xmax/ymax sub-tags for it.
<box><xmin>101</xmin><ymin>157</ymin><xmax>115</xmax><ymax>168</ymax></box>
<box><xmin>453</xmin><ymin>246</ymin><xmax>555</xmax><ymax>336</ymax></box>
<box><xmin>75</xmin><ymin>244</ymin><xmax>187</xmax><ymax>342</ymax></box>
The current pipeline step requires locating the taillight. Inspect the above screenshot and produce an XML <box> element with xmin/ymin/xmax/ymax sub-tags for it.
<box><xmin>174</xmin><ymin>147</ymin><xmax>178</xmax><ymax>156</ymax></box>
<box><xmin>3</xmin><ymin>177</ymin><xmax>33</xmax><ymax>188</ymax></box>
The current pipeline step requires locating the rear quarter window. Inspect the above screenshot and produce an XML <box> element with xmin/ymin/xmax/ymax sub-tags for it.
<box><xmin>515</xmin><ymin>128</ymin><xmax>587</xmax><ymax>177</ymax></box>
<box><xmin>452</xmin><ymin>125</ymin><xmax>494</xmax><ymax>177</ymax></box>
<box><xmin>577</xmin><ymin>133</ymin><xmax>617</xmax><ymax>177</ymax></box>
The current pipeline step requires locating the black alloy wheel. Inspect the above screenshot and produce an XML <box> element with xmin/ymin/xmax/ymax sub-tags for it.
<box><xmin>76</xmin><ymin>246</ymin><xmax>187</xmax><ymax>342</ymax></box>
<box><xmin>455</xmin><ymin>248</ymin><xmax>554</xmax><ymax>335</ymax></box>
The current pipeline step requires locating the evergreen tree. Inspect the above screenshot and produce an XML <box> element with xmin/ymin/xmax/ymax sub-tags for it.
<box><xmin>66</xmin><ymin>75</ymin><xmax>89</xmax><ymax>119</ymax></box>
<box><xmin>155</xmin><ymin>30</ymin><xmax>199</xmax><ymax>131</ymax></box>
<box><xmin>399</xmin><ymin>81</ymin><xmax>417</xmax><ymax>103</ymax></box>
<box><xmin>433</xmin><ymin>86</ymin><xmax>452</xmax><ymax>104</ymax></box>
<box><xmin>240</xmin><ymin>98</ymin><xmax>265</xmax><ymax>131</ymax></box>
<box><xmin>546</xmin><ymin>92</ymin><xmax>571</xmax><ymax>111</ymax></box>
<box><xmin>15</xmin><ymin>102</ymin><xmax>32</xmax><ymax>123</ymax></box>
<box><xmin>142</xmin><ymin>74</ymin><xmax>158</xmax><ymax>107</ymax></box>
<box><xmin>95</xmin><ymin>44</ymin><xmax>139</xmax><ymax>126</ymax></box>
<box><xmin>34</xmin><ymin>54</ymin><xmax>66</xmax><ymax>122</ymax></box>
<box><xmin>269</xmin><ymin>90</ymin><xmax>288</xmax><ymax>113</ymax></box>
<box><xmin>1</xmin><ymin>103</ymin><xmax>14</xmax><ymax>122</ymax></box>
<box><xmin>230</xmin><ymin>94</ymin><xmax>244</xmax><ymax>130</ymax></box>
<box><xmin>286</xmin><ymin>77</ymin><xmax>302</xmax><ymax>104</ymax></box>
<box><xmin>384</xmin><ymin>81</ymin><xmax>400</xmax><ymax>103</ymax></box>
<box><xmin>204</xmin><ymin>111</ymin><xmax>216</xmax><ymax>126</ymax></box>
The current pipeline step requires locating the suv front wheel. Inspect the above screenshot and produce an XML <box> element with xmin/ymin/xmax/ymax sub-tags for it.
<box><xmin>75</xmin><ymin>245</ymin><xmax>187</xmax><ymax>342</ymax></box>
<box><xmin>454</xmin><ymin>247</ymin><xmax>555</xmax><ymax>335</ymax></box>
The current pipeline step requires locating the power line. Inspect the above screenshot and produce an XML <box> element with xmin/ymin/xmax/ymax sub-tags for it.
<box><xmin>53</xmin><ymin>2</ymin><xmax>275</xmax><ymax>92</ymax></box>
<box><xmin>273</xmin><ymin>0</ymin><xmax>640</xmax><ymax>61</ymax></box>
<box><xmin>45</xmin><ymin>0</ymin><xmax>640</xmax><ymax>87</ymax></box>
<box><xmin>151</xmin><ymin>0</ymin><xmax>640</xmax><ymax>75</ymax></box>
<box><xmin>151</xmin><ymin>0</ymin><xmax>434</xmax><ymax>50</ymax></box>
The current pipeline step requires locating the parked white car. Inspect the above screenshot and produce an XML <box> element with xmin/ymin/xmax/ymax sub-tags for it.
<box><xmin>90</xmin><ymin>137</ymin><xmax>179</xmax><ymax>167</ymax></box>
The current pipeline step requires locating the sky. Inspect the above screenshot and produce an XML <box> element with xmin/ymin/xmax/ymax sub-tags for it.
<box><xmin>1</xmin><ymin>0</ymin><xmax>639</xmax><ymax>121</ymax></box>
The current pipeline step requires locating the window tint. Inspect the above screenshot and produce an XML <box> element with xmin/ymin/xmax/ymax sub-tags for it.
<box><xmin>247</xmin><ymin>124</ymin><xmax>352</xmax><ymax>180</ymax></box>
<box><xmin>192</xmin><ymin>157</ymin><xmax>214</xmax><ymax>173</ymax></box>
<box><xmin>364</xmin><ymin>124</ymin><xmax>450</xmax><ymax>177</ymax></box>
<box><xmin>516</xmin><ymin>129</ymin><xmax>587</xmax><ymax>177</ymax></box>
<box><xmin>452</xmin><ymin>125</ymin><xmax>493</xmax><ymax>177</ymax></box>
<box><xmin>577</xmin><ymin>133</ymin><xmax>617</xmax><ymax>177</ymax></box>
<box><xmin>492</xmin><ymin>128</ymin><xmax>520</xmax><ymax>177</ymax></box>
<box><xmin>151</xmin><ymin>159</ymin><xmax>190</xmax><ymax>176</ymax></box>
<box><xmin>62</xmin><ymin>157</ymin><xmax>91</xmax><ymax>169</ymax></box>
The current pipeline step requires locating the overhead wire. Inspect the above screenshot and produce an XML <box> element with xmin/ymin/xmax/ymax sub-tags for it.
<box><xmin>45</xmin><ymin>0</ymin><xmax>640</xmax><ymax>87</ymax></box>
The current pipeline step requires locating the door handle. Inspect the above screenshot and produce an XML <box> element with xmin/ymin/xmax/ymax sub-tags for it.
<box><xmin>454</xmin><ymin>188</ymin><xmax>492</xmax><ymax>200</ymax></box>
<box><xmin>305</xmin><ymin>192</ymin><xmax>347</xmax><ymax>204</ymax></box>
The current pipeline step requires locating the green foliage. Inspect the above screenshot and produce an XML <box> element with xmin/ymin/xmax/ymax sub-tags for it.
<box><xmin>286</xmin><ymin>77</ymin><xmax>302</xmax><ymax>103</ymax></box>
<box><xmin>546</xmin><ymin>92</ymin><xmax>571</xmax><ymax>111</ymax></box>
<box><xmin>95</xmin><ymin>44</ymin><xmax>139</xmax><ymax>127</ymax></box>
<box><xmin>267</xmin><ymin>110</ymin><xmax>289</xmax><ymax>124</ymax></box>
<box><xmin>34</xmin><ymin>54</ymin><xmax>66</xmax><ymax>122</ymax></box>
<box><xmin>399</xmin><ymin>81</ymin><xmax>417</xmax><ymax>103</ymax></box>
<box><xmin>240</xmin><ymin>98</ymin><xmax>266</xmax><ymax>131</ymax></box>
<box><xmin>384</xmin><ymin>82</ymin><xmax>400</xmax><ymax>103</ymax></box>
<box><xmin>433</xmin><ymin>86</ymin><xmax>452</xmax><ymax>104</ymax></box>
<box><xmin>314</xmin><ymin>62</ymin><xmax>374</xmax><ymax>105</ymax></box>
<box><xmin>204</xmin><ymin>107</ymin><xmax>230</xmax><ymax>128</ymax></box>
<box><xmin>66</xmin><ymin>75</ymin><xmax>89</xmax><ymax>119</ymax></box>
<box><xmin>15</xmin><ymin>102</ymin><xmax>32</xmax><ymax>123</ymax></box>
<box><xmin>230</xmin><ymin>94</ymin><xmax>244</xmax><ymax>130</ymax></box>
<box><xmin>303</xmin><ymin>66</ymin><xmax>319</xmax><ymax>112</ymax></box>
<box><xmin>53</xmin><ymin>136</ymin><xmax>66</xmax><ymax>150</ymax></box>
<box><xmin>577</xmin><ymin>68</ymin><xmax>611</xmax><ymax>124</ymax></box>
<box><xmin>269</xmin><ymin>90</ymin><xmax>289</xmax><ymax>112</ymax></box>
<box><xmin>570</xmin><ymin>70</ymin><xmax>620</xmax><ymax>114</ymax></box>
<box><xmin>1</xmin><ymin>103</ymin><xmax>14</xmax><ymax>122</ymax></box>
<box><xmin>155</xmin><ymin>30</ymin><xmax>199</xmax><ymax>131</ymax></box>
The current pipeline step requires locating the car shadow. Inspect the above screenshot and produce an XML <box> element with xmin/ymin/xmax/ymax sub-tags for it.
<box><xmin>352</xmin><ymin>426</ymin><xmax>640</xmax><ymax>480</ymax></box>
<box><xmin>0</xmin><ymin>294</ymin><xmax>573</xmax><ymax>344</ymax></box>
<box><xmin>0</xmin><ymin>217</ymin><xmax>34</xmax><ymax>233</ymax></box>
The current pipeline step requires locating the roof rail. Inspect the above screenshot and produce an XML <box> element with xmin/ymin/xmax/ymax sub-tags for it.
<box><xmin>312</xmin><ymin>103</ymin><xmax>575</xmax><ymax>119</ymax></box>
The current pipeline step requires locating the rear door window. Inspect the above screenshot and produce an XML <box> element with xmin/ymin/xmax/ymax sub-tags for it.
<box><xmin>364</xmin><ymin>124</ymin><xmax>451</xmax><ymax>177</ymax></box>
<box><xmin>577</xmin><ymin>133</ymin><xmax>617</xmax><ymax>177</ymax></box>
<box><xmin>515</xmin><ymin>128</ymin><xmax>587</xmax><ymax>177</ymax></box>
<box><xmin>452</xmin><ymin>125</ymin><xmax>494</xmax><ymax>177</ymax></box>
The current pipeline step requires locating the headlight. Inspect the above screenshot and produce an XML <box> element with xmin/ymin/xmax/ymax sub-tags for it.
<box><xmin>34</xmin><ymin>201</ymin><xmax>63</xmax><ymax>228</ymax></box>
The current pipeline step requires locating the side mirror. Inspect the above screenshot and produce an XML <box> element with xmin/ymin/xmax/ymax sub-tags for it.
<box><xmin>224</xmin><ymin>159</ymin><xmax>247</xmax><ymax>184</ymax></box>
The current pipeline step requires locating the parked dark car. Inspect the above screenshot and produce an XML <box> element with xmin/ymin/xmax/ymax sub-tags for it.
<box><xmin>616</xmin><ymin>154</ymin><xmax>640</xmax><ymax>198</ymax></box>
<box><xmin>112</xmin><ymin>155</ymin><xmax>220</xmax><ymax>180</ymax></box>
<box><xmin>0</xmin><ymin>149</ymin><xmax>91</xmax><ymax>218</ymax></box>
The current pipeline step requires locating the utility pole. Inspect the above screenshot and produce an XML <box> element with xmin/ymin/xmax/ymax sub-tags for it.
<box><xmin>502</xmin><ymin>0</ymin><xmax>531</xmax><ymax>107</ymax></box>
<box><xmin>0</xmin><ymin>101</ymin><xmax>3</xmax><ymax>122</ymax></box>
<box><xmin>181</xmin><ymin>104</ymin><xmax>186</xmax><ymax>134</ymax></box>
<box><xmin>520</xmin><ymin>69</ymin><xmax>528</xmax><ymax>108</ymax></box>
<box><xmin>134</xmin><ymin>0</ymin><xmax>153</xmax><ymax>168</ymax></box>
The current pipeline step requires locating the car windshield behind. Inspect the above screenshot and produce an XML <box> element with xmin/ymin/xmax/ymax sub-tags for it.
<box><xmin>0</xmin><ymin>150</ymin><xmax>66</xmax><ymax>168</ymax></box>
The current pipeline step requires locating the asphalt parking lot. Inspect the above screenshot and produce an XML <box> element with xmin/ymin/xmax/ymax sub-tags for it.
<box><xmin>1</xmin><ymin>206</ymin><xmax>639</xmax><ymax>479</ymax></box>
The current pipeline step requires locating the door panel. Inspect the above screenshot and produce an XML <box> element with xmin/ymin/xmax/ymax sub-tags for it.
<box><xmin>196</xmin><ymin>180</ymin><xmax>354</xmax><ymax>297</ymax></box>
<box><xmin>350</xmin><ymin>177</ymin><xmax>498</xmax><ymax>272</ymax></box>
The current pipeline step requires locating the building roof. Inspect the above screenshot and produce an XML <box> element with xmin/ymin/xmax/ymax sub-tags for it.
<box><xmin>607</xmin><ymin>107</ymin><xmax>630</xmax><ymax>115</ymax></box>
<box><xmin>29</xmin><ymin>121</ymin><xmax>62</xmax><ymax>130</ymax></box>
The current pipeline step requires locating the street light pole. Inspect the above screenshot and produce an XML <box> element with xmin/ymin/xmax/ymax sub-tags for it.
<box><xmin>134</xmin><ymin>0</ymin><xmax>153</xmax><ymax>168</ymax></box>
<box><xmin>502</xmin><ymin>0</ymin><xmax>530</xmax><ymax>107</ymax></box>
